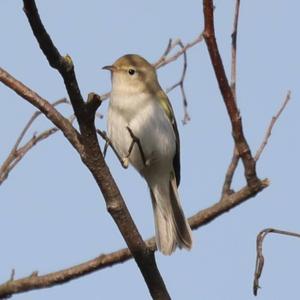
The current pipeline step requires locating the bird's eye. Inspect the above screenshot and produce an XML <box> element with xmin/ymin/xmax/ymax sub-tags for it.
<box><xmin>128</xmin><ymin>68</ymin><xmax>135</xmax><ymax>75</ymax></box>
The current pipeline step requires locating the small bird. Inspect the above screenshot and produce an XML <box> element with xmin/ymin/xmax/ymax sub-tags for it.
<box><xmin>103</xmin><ymin>54</ymin><xmax>192</xmax><ymax>255</ymax></box>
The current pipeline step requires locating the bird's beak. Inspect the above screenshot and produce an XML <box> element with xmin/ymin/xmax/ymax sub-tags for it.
<box><xmin>102</xmin><ymin>65</ymin><xmax>116</xmax><ymax>72</ymax></box>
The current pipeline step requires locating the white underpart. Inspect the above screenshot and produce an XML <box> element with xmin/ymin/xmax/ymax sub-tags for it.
<box><xmin>107</xmin><ymin>89</ymin><xmax>176</xmax><ymax>175</ymax></box>
<box><xmin>107</xmin><ymin>73</ymin><xmax>192</xmax><ymax>255</ymax></box>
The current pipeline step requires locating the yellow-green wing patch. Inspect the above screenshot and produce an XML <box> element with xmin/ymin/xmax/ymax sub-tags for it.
<box><xmin>157</xmin><ymin>90</ymin><xmax>181</xmax><ymax>186</ymax></box>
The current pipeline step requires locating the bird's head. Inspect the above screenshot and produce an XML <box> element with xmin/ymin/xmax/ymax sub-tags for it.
<box><xmin>103</xmin><ymin>54</ymin><xmax>159</xmax><ymax>94</ymax></box>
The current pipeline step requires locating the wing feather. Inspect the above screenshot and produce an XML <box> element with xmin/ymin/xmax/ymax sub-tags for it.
<box><xmin>157</xmin><ymin>90</ymin><xmax>181</xmax><ymax>186</ymax></box>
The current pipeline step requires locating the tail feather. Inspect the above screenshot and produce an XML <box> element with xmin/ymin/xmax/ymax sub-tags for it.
<box><xmin>150</xmin><ymin>189</ymin><xmax>177</xmax><ymax>254</ymax></box>
<box><xmin>150</xmin><ymin>176</ymin><xmax>192</xmax><ymax>255</ymax></box>
<box><xmin>169</xmin><ymin>177</ymin><xmax>192</xmax><ymax>249</ymax></box>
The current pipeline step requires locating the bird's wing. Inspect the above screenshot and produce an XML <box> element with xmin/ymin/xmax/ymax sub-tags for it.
<box><xmin>157</xmin><ymin>89</ymin><xmax>181</xmax><ymax>186</ymax></box>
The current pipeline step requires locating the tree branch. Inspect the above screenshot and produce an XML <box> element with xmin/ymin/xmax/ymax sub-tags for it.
<box><xmin>203</xmin><ymin>0</ymin><xmax>260</xmax><ymax>189</ymax></box>
<box><xmin>23</xmin><ymin>0</ymin><xmax>86</xmax><ymax>121</ymax></box>
<box><xmin>12</xmin><ymin>98</ymin><xmax>68</xmax><ymax>151</ymax></box>
<box><xmin>221</xmin><ymin>0</ymin><xmax>241</xmax><ymax>197</ymax></box>
<box><xmin>221</xmin><ymin>90</ymin><xmax>291</xmax><ymax>197</ymax></box>
<box><xmin>154</xmin><ymin>32</ymin><xmax>204</xmax><ymax>69</ymax></box>
<box><xmin>0</xmin><ymin>178</ymin><xmax>269</xmax><ymax>298</ymax></box>
<box><xmin>0</xmin><ymin>68</ymin><xmax>83</xmax><ymax>153</ymax></box>
<box><xmin>21</xmin><ymin>1</ymin><xmax>170</xmax><ymax>299</ymax></box>
<box><xmin>221</xmin><ymin>147</ymin><xmax>239</xmax><ymax>197</ymax></box>
<box><xmin>253</xmin><ymin>228</ymin><xmax>300</xmax><ymax>296</ymax></box>
<box><xmin>230</xmin><ymin>0</ymin><xmax>240</xmax><ymax>100</ymax></box>
<box><xmin>254</xmin><ymin>91</ymin><xmax>291</xmax><ymax>161</ymax></box>
<box><xmin>165</xmin><ymin>39</ymin><xmax>190</xmax><ymax>124</ymax></box>
<box><xmin>0</xmin><ymin>98</ymin><xmax>69</xmax><ymax>184</ymax></box>
<box><xmin>0</xmin><ymin>127</ymin><xmax>58</xmax><ymax>184</ymax></box>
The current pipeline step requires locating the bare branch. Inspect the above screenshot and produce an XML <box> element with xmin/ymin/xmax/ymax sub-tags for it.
<box><xmin>13</xmin><ymin>98</ymin><xmax>68</xmax><ymax>151</ymax></box>
<box><xmin>230</xmin><ymin>0</ymin><xmax>240</xmax><ymax>100</ymax></box>
<box><xmin>154</xmin><ymin>32</ymin><xmax>204</xmax><ymax>69</ymax></box>
<box><xmin>221</xmin><ymin>89</ymin><xmax>291</xmax><ymax>196</ymax></box>
<box><xmin>86</xmin><ymin>92</ymin><xmax>102</xmax><ymax>116</ymax></box>
<box><xmin>165</xmin><ymin>39</ymin><xmax>190</xmax><ymax>124</ymax></box>
<box><xmin>23</xmin><ymin>0</ymin><xmax>86</xmax><ymax>122</ymax></box>
<box><xmin>0</xmin><ymin>248</ymin><xmax>133</xmax><ymax>299</ymax></box>
<box><xmin>221</xmin><ymin>0</ymin><xmax>241</xmax><ymax>197</ymax></box>
<box><xmin>254</xmin><ymin>91</ymin><xmax>291</xmax><ymax>161</ymax></box>
<box><xmin>0</xmin><ymin>67</ymin><xmax>83</xmax><ymax>152</ymax></box>
<box><xmin>0</xmin><ymin>112</ymin><xmax>96</xmax><ymax>186</ymax></box>
<box><xmin>22</xmin><ymin>1</ymin><xmax>170</xmax><ymax>298</ymax></box>
<box><xmin>253</xmin><ymin>228</ymin><xmax>300</xmax><ymax>296</ymax></box>
<box><xmin>0</xmin><ymin>127</ymin><xmax>58</xmax><ymax>184</ymax></box>
<box><xmin>203</xmin><ymin>0</ymin><xmax>262</xmax><ymax>191</ymax></box>
<box><xmin>153</xmin><ymin>38</ymin><xmax>173</xmax><ymax>68</ymax></box>
<box><xmin>9</xmin><ymin>269</ymin><xmax>15</xmax><ymax>282</ymax></box>
<box><xmin>0</xmin><ymin>99</ymin><xmax>69</xmax><ymax>185</ymax></box>
<box><xmin>0</xmin><ymin>178</ymin><xmax>269</xmax><ymax>298</ymax></box>
<box><xmin>221</xmin><ymin>147</ymin><xmax>239</xmax><ymax>198</ymax></box>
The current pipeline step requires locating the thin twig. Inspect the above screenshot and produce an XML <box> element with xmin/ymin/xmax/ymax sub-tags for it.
<box><xmin>13</xmin><ymin>98</ymin><xmax>68</xmax><ymax>152</ymax></box>
<box><xmin>0</xmin><ymin>67</ymin><xmax>83</xmax><ymax>153</ymax></box>
<box><xmin>9</xmin><ymin>269</ymin><xmax>15</xmax><ymax>282</ymax></box>
<box><xmin>4</xmin><ymin>127</ymin><xmax>59</xmax><ymax>178</ymax></box>
<box><xmin>221</xmin><ymin>89</ymin><xmax>291</xmax><ymax>196</ymax></box>
<box><xmin>253</xmin><ymin>228</ymin><xmax>300</xmax><ymax>296</ymax></box>
<box><xmin>221</xmin><ymin>147</ymin><xmax>239</xmax><ymax>198</ymax></box>
<box><xmin>154</xmin><ymin>32</ymin><xmax>204</xmax><ymax>69</ymax></box>
<box><xmin>165</xmin><ymin>39</ymin><xmax>190</xmax><ymax>124</ymax></box>
<box><xmin>153</xmin><ymin>38</ymin><xmax>173</xmax><ymax>68</ymax></box>
<box><xmin>220</xmin><ymin>0</ymin><xmax>241</xmax><ymax>197</ymax></box>
<box><xmin>0</xmin><ymin>99</ymin><xmax>69</xmax><ymax>185</ymax></box>
<box><xmin>254</xmin><ymin>91</ymin><xmax>291</xmax><ymax>161</ymax></box>
<box><xmin>230</xmin><ymin>0</ymin><xmax>240</xmax><ymax>100</ymax></box>
<box><xmin>0</xmin><ymin>103</ymin><xmax>75</xmax><ymax>185</ymax></box>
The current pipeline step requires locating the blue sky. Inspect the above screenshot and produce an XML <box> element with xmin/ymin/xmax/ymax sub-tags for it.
<box><xmin>1</xmin><ymin>1</ymin><xmax>300</xmax><ymax>299</ymax></box>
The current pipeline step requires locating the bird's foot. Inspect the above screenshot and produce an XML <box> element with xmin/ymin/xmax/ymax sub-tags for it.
<box><xmin>126</xmin><ymin>126</ymin><xmax>147</xmax><ymax>167</ymax></box>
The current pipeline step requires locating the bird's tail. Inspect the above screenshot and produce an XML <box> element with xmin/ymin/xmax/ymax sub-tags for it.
<box><xmin>150</xmin><ymin>175</ymin><xmax>192</xmax><ymax>255</ymax></box>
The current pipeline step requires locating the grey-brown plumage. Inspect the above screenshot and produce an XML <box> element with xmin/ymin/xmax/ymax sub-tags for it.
<box><xmin>105</xmin><ymin>54</ymin><xmax>192</xmax><ymax>255</ymax></box>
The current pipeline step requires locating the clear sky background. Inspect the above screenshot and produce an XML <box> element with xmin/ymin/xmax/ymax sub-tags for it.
<box><xmin>1</xmin><ymin>1</ymin><xmax>300</xmax><ymax>299</ymax></box>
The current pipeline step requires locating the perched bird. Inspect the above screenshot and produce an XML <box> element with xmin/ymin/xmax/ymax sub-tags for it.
<box><xmin>103</xmin><ymin>54</ymin><xmax>192</xmax><ymax>255</ymax></box>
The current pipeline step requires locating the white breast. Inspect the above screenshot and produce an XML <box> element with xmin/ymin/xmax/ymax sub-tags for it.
<box><xmin>107</xmin><ymin>92</ymin><xmax>176</xmax><ymax>174</ymax></box>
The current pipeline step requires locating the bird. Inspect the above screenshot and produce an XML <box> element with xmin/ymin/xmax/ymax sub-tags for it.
<box><xmin>103</xmin><ymin>54</ymin><xmax>192</xmax><ymax>255</ymax></box>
